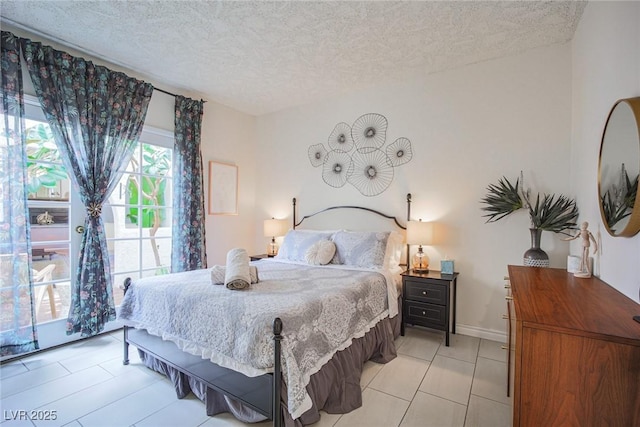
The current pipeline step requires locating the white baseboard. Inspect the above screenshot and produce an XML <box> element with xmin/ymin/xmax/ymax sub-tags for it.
<box><xmin>455</xmin><ymin>323</ymin><xmax>507</xmax><ymax>343</ymax></box>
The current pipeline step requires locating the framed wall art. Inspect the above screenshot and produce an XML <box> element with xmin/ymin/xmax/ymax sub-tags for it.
<box><xmin>208</xmin><ymin>161</ymin><xmax>238</xmax><ymax>215</ymax></box>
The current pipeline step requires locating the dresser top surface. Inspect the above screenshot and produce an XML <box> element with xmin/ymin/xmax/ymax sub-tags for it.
<box><xmin>508</xmin><ymin>265</ymin><xmax>640</xmax><ymax>345</ymax></box>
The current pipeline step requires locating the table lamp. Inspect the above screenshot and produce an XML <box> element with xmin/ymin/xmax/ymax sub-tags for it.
<box><xmin>263</xmin><ymin>218</ymin><xmax>288</xmax><ymax>257</ymax></box>
<box><xmin>406</xmin><ymin>219</ymin><xmax>433</xmax><ymax>272</ymax></box>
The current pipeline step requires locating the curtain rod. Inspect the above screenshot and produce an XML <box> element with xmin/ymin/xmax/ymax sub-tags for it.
<box><xmin>1</xmin><ymin>25</ymin><xmax>207</xmax><ymax>104</ymax></box>
<box><xmin>154</xmin><ymin>86</ymin><xmax>207</xmax><ymax>103</ymax></box>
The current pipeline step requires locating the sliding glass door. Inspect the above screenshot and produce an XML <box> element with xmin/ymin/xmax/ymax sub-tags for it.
<box><xmin>3</xmin><ymin>95</ymin><xmax>173</xmax><ymax>352</ymax></box>
<box><xmin>19</xmin><ymin>97</ymin><xmax>86</xmax><ymax>349</ymax></box>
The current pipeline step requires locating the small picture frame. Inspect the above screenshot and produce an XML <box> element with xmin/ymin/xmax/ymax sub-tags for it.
<box><xmin>441</xmin><ymin>259</ymin><xmax>454</xmax><ymax>275</ymax></box>
<box><xmin>209</xmin><ymin>161</ymin><xmax>238</xmax><ymax>215</ymax></box>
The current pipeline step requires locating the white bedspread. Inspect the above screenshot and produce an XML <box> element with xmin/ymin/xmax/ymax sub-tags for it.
<box><xmin>118</xmin><ymin>259</ymin><xmax>398</xmax><ymax>419</ymax></box>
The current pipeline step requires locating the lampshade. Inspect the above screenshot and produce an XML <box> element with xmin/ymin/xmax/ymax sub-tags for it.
<box><xmin>263</xmin><ymin>218</ymin><xmax>288</xmax><ymax>237</ymax></box>
<box><xmin>406</xmin><ymin>220</ymin><xmax>433</xmax><ymax>245</ymax></box>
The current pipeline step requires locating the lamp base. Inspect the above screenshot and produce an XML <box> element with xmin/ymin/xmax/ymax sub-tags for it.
<box><xmin>267</xmin><ymin>239</ymin><xmax>278</xmax><ymax>257</ymax></box>
<box><xmin>412</xmin><ymin>249</ymin><xmax>430</xmax><ymax>273</ymax></box>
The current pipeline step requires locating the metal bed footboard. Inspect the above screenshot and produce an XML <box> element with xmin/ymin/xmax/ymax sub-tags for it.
<box><xmin>122</xmin><ymin>278</ymin><xmax>283</xmax><ymax>427</ymax></box>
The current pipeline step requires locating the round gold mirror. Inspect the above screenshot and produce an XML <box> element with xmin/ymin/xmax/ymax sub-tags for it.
<box><xmin>598</xmin><ymin>97</ymin><xmax>640</xmax><ymax>237</ymax></box>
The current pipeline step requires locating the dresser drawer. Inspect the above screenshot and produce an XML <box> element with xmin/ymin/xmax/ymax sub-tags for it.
<box><xmin>404</xmin><ymin>279</ymin><xmax>448</xmax><ymax>305</ymax></box>
<box><xmin>405</xmin><ymin>300</ymin><xmax>447</xmax><ymax>327</ymax></box>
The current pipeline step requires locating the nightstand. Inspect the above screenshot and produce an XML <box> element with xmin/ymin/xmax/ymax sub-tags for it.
<box><xmin>401</xmin><ymin>269</ymin><xmax>458</xmax><ymax>346</ymax></box>
<box><xmin>250</xmin><ymin>254</ymin><xmax>272</xmax><ymax>261</ymax></box>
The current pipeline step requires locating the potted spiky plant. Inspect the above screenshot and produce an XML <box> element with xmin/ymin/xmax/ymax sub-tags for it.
<box><xmin>480</xmin><ymin>174</ymin><xmax>579</xmax><ymax>266</ymax></box>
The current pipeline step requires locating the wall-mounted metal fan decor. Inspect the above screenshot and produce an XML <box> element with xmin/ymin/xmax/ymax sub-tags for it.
<box><xmin>328</xmin><ymin>122</ymin><xmax>354</xmax><ymax>152</ymax></box>
<box><xmin>308</xmin><ymin>113</ymin><xmax>413</xmax><ymax>196</ymax></box>
<box><xmin>322</xmin><ymin>150</ymin><xmax>354</xmax><ymax>188</ymax></box>
<box><xmin>308</xmin><ymin>143</ymin><xmax>328</xmax><ymax>167</ymax></box>
<box><xmin>348</xmin><ymin>148</ymin><xmax>394</xmax><ymax>196</ymax></box>
<box><xmin>352</xmin><ymin>113</ymin><xmax>388</xmax><ymax>152</ymax></box>
<box><xmin>386</xmin><ymin>137</ymin><xmax>413</xmax><ymax>167</ymax></box>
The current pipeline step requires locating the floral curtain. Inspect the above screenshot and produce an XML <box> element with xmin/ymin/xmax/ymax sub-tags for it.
<box><xmin>171</xmin><ymin>96</ymin><xmax>207</xmax><ymax>272</ymax></box>
<box><xmin>0</xmin><ymin>31</ymin><xmax>39</xmax><ymax>355</ymax></box>
<box><xmin>21</xmin><ymin>38</ymin><xmax>153</xmax><ymax>337</ymax></box>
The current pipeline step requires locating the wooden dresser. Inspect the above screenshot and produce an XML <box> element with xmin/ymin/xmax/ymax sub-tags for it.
<box><xmin>506</xmin><ymin>265</ymin><xmax>640</xmax><ymax>427</ymax></box>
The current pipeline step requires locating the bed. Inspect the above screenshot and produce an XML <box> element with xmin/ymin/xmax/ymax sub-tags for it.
<box><xmin>118</xmin><ymin>195</ymin><xmax>413</xmax><ymax>426</ymax></box>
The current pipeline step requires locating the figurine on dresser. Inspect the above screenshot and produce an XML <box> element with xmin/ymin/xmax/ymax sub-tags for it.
<box><xmin>564</xmin><ymin>221</ymin><xmax>598</xmax><ymax>278</ymax></box>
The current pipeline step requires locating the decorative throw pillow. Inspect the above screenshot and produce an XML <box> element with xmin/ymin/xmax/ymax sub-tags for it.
<box><xmin>275</xmin><ymin>229</ymin><xmax>335</xmax><ymax>262</ymax></box>
<box><xmin>331</xmin><ymin>230</ymin><xmax>390</xmax><ymax>268</ymax></box>
<box><xmin>305</xmin><ymin>240</ymin><xmax>336</xmax><ymax>265</ymax></box>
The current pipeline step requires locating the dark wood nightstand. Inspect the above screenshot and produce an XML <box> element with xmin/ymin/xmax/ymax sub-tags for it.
<box><xmin>401</xmin><ymin>269</ymin><xmax>459</xmax><ymax>346</ymax></box>
<box><xmin>250</xmin><ymin>254</ymin><xmax>272</xmax><ymax>261</ymax></box>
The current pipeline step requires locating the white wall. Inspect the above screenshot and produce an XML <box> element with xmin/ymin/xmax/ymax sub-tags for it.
<box><xmin>201</xmin><ymin>102</ymin><xmax>257</xmax><ymax>265</ymax></box>
<box><xmin>571</xmin><ymin>2</ymin><xmax>640</xmax><ymax>302</ymax></box>
<box><xmin>255</xmin><ymin>43</ymin><xmax>574</xmax><ymax>341</ymax></box>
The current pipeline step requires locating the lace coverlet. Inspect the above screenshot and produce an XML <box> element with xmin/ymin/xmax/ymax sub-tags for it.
<box><xmin>118</xmin><ymin>260</ymin><xmax>396</xmax><ymax>419</ymax></box>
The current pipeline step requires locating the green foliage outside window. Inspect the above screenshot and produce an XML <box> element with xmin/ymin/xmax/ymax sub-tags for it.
<box><xmin>126</xmin><ymin>144</ymin><xmax>170</xmax><ymax>228</ymax></box>
<box><xmin>126</xmin><ymin>143</ymin><xmax>171</xmax><ymax>275</ymax></box>
<box><xmin>21</xmin><ymin>122</ymin><xmax>172</xmax><ymax>275</ymax></box>
<box><xmin>126</xmin><ymin>153</ymin><xmax>166</xmax><ymax>227</ymax></box>
<box><xmin>24</xmin><ymin>123</ymin><xmax>66</xmax><ymax>196</ymax></box>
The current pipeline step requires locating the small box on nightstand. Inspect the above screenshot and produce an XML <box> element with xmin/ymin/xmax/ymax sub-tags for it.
<box><xmin>441</xmin><ymin>260</ymin><xmax>454</xmax><ymax>275</ymax></box>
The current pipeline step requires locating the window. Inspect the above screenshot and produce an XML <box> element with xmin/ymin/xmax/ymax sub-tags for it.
<box><xmin>105</xmin><ymin>127</ymin><xmax>174</xmax><ymax>304</ymax></box>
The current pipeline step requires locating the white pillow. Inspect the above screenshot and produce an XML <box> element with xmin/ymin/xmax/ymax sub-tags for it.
<box><xmin>384</xmin><ymin>230</ymin><xmax>405</xmax><ymax>271</ymax></box>
<box><xmin>275</xmin><ymin>229</ymin><xmax>335</xmax><ymax>262</ymax></box>
<box><xmin>331</xmin><ymin>230</ymin><xmax>390</xmax><ymax>268</ymax></box>
<box><xmin>305</xmin><ymin>240</ymin><xmax>336</xmax><ymax>265</ymax></box>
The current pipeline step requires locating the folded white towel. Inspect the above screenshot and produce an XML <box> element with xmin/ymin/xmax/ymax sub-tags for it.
<box><xmin>211</xmin><ymin>265</ymin><xmax>259</xmax><ymax>285</ymax></box>
<box><xmin>224</xmin><ymin>248</ymin><xmax>251</xmax><ymax>290</ymax></box>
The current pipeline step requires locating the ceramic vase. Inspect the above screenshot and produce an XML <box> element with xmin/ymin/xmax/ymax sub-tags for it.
<box><xmin>523</xmin><ymin>228</ymin><xmax>549</xmax><ymax>267</ymax></box>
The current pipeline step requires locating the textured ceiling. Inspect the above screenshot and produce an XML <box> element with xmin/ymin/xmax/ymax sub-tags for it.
<box><xmin>1</xmin><ymin>1</ymin><xmax>586</xmax><ymax>116</ymax></box>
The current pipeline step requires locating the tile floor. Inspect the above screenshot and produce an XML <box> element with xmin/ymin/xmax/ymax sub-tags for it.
<box><xmin>0</xmin><ymin>327</ymin><xmax>511</xmax><ymax>427</ymax></box>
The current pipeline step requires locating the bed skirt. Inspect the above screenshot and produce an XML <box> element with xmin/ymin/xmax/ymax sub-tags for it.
<box><xmin>138</xmin><ymin>302</ymin><xmax>401</xmax><ymax>426</ymax></box>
